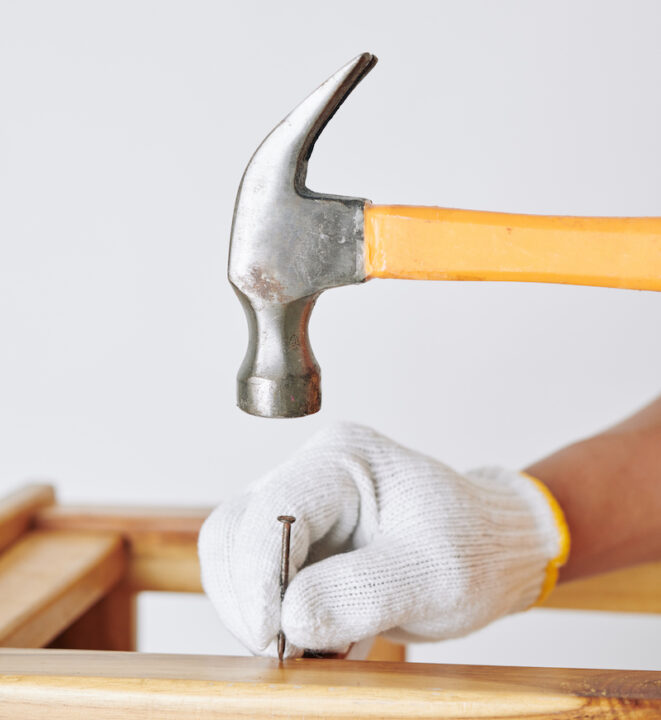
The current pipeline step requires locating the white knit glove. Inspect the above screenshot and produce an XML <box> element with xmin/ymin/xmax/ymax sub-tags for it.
<box><xmin>199</xmin><ymin>423</ymin><xmax>568</xmax><ymax>657</ymax></box>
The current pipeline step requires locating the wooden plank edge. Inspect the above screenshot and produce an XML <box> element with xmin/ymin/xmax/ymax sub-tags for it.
<box><xmin>35</xmin><ymin>505</ymin><xmax>207</xmax><ymax>539</ymax></box>
<box><xmin>1</xmin><ymin>650</ymin><xmax>661</xmax><ymax>719</ymax></box>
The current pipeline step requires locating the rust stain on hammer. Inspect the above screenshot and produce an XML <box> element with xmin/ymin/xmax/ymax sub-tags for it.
<box><xmin>247</xmin><ymin>266</ymin><xmax>287</xmax><ymax>303</ymax></box>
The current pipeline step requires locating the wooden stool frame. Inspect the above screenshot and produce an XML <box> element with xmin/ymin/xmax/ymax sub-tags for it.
<box><xmin>1</xmin><ymin>483</ymin><xmax>661</xmax><ymax>718</ymax></box>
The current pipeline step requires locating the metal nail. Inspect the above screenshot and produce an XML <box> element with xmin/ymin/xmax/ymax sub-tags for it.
<box><xmin>277</xmin><ymin>515</ymin><xmax>296</xmax><ymax>661</ymax></box>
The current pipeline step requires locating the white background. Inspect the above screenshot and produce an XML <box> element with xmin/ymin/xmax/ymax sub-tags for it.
<box><xmin>1</xmin><ymin>0</ymin><xmax>660</xmax><ymax>668</ymax></box>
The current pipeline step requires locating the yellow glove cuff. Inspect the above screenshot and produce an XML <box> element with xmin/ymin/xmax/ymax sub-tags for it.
<box><xmin>520</xmin><ymin>472</ymin><xmax>571</xmax><ymax>606</ymax></box>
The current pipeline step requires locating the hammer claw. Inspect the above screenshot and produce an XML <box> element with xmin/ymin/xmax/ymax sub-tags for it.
<box><xmin>289</xmin><ymin>52</ymin><xmax>377</xmax><ymax>187</ymax></box>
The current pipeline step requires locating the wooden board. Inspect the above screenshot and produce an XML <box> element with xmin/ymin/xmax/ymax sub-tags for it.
<box><xmin>0</xmin><ymin>484</ymin><xmax>55</xmax><ymax>554</ymax></box>
<box><xmin>544</xmin><ymin>561</ymin><xmax>661</xmax><ymax>614</ymax></box>
<box><xmin>1</xmin><ymin>649</ymin><xmax>661</xmax><ymax>718</ymax></box>
<box><xmin>0</xmin><ymin>530</ymin><xmax>126</xmax><ymax>647</ymax></box>
<box><xmin>35</xmin><ymin>503</ymin><xmax>206</xmax><ymax>537</ymax></box>
<box><xmin>35</xmin><ymin>505</ymin><xmax>203</xmax><ymax>592</ymax></box>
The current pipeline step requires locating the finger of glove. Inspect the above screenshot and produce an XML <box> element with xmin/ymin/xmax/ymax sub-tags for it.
<box><xmin>198</xmin><ymin>494</ymin><xmax>260</xmax><ymax>652</ymax></box>
<box><xmin>200</xmin><ymin>454</ymin><xmax>363</xmax><ymax>654</ymax></box>
<box><xmin>281</xmin><ymin>537</ymin><xmax>428</xmax><ymax>651</ymax></box>
<box><xmin>200</xmin><ymin>498</ymin><xmax>305</xmax><ymax>659</ymax></box>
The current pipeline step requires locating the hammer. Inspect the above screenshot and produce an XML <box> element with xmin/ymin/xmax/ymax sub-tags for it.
<box><xmin>229</xmin><ymin>53</ymin><xmax>661</xmax><ymax>418</ymax></box>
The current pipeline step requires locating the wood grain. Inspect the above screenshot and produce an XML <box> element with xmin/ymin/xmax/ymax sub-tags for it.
<box><xmin>1</xmin><ymin>649</ymin><xmax>661</xmax><ymax>718</ymax></box>
<box><xmin>0</xmin><ymin>530</ymin><xmax>126</xmax><ymax>647</ymax></box>
<box><xmin>0</xmin><ymin>484</ymin><xmax>55</xmax><ymax>554</ymax></box>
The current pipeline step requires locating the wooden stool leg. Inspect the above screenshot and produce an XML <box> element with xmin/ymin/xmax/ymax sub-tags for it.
<box><xmin>366</xmin><ymin>636</ymin><xmax>406</xmax><ymax>662</ymax></box>
<box><xmin>50</xmin><ymin>584</ymin><xmax>136</xmax><ymax>651</ymax></box>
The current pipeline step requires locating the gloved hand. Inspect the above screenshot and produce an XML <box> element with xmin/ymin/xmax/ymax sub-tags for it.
<box><xmin>198</xmin><ymin>423</ymin><xmax>568</xmax><ymax>657</ymax></box>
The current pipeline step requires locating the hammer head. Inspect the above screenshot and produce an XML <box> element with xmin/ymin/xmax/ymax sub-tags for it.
<box><xmin>229</xmin><ymin>53</ymin><xmax>377</xmax><ymax>418</ymax></box>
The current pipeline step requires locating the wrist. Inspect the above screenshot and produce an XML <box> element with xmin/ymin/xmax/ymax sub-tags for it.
<box><xmin>526</xmin><ymin>428</ymin><xmax>661</xmax><ymax>582</ymax></box>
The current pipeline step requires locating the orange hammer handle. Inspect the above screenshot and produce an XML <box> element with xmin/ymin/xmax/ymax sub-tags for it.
<box><xmin>364</xmin><ymin>204</ymin><xmax>661</xmax><ymax>291</ymax></box>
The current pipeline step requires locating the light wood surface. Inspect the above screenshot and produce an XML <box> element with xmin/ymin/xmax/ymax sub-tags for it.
<box><xmin>127</xmin><ymin>534</ymin><xmax>202</xmax><ymax>592</ymax></box>
<box><xmin>1</xmin><ymin>649</ymin><xmax>661</xmax><ymax>718</ymax></box>
<box><xmin>35</xmin><ymin>504</ymin><xmax>204</xmax><ymax>592</ymax></box>
<box><xmin>0</xmin><ymin>530</ymin><xmax>126</xmax><ymax>647</ymax></box>
<box><xmin>35</xmin><ymin>504</ymin><xmax>207</xmax><ymax>537</ymax></box>
<box><xmin>364</xmin><ymin>204</ymin><xmax>661</xmax><ymax>290</ymax></box>
<box><xmin>35</xmin><ymin>505</ymin><xmax>203</xmax><ymax>592</ymax></box>
<box><xmin>366</xmin><ymin>636</ymin><xmax>406</xmax><ymax>662</ymax></box>
<box><xmin>0</xmin><ymin>484</ymin><xmax>55</xmax><ymax>554</ymax></box>
<box><xmin>544</xmin><ymin>561</ymin><xmax>661</xmax><ymax>613</ymax></box>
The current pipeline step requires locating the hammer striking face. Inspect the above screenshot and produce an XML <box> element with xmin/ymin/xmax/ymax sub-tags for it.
<box><xmin>230</xmin><ymin>52</ymin><xmax>661</xmax><ymax>419</ymax></box>
<box><xmin>229</xmin><ymin>53</ymin><xmax>376</xmax><ymax>418</ymax></box>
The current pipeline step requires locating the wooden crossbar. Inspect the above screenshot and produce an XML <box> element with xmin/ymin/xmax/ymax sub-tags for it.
<box><xmin>35</xmin><ymin>504</ymin><xmax>204</xmax><ymax>592</ymax></box>
<box><xmin>2</xmin><ymin>649</ymin><xmax>661</xmax><ymax>718</ymax></box>
<box><xmin>34</xmin><ymin>502</ymin><xmax>661</xmax><ymax>613</ymax></box>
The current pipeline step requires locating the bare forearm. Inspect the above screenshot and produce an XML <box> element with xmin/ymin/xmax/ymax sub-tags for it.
<box><xmin>525</xmin><ymin>396</ymin><xmax>661</xmax><ymax>582</ymax></box>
